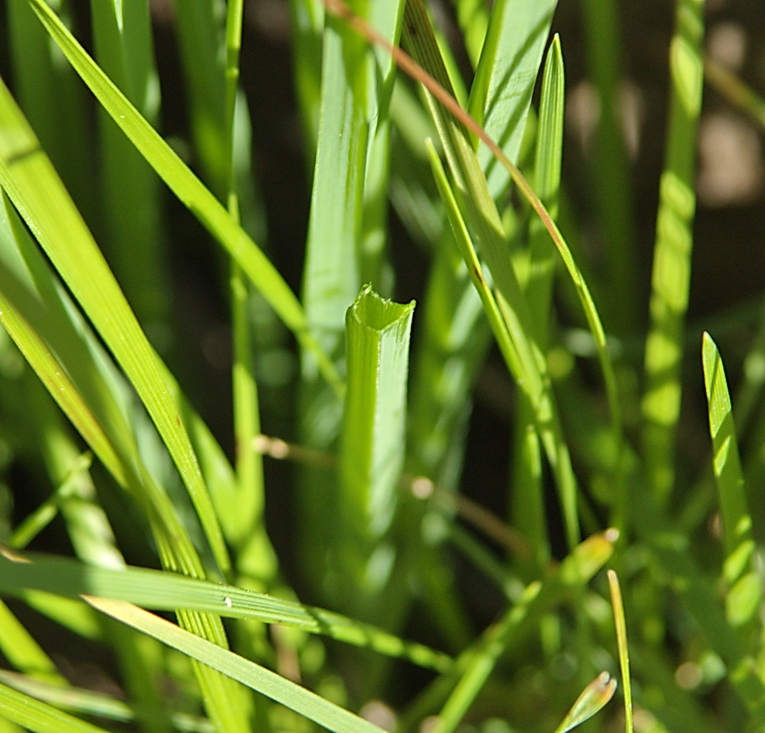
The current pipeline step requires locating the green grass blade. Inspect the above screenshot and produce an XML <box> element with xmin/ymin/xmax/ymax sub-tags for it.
<box><xmin>22</xmin><ymin>0</ymin><xmax>340</xmax><ymax>395</ymax></box>
<box><xmin>87</xmin><ymin>597</ymin><xmax>389</xmax><ymax>733</ymax></box>
<box><xmin>0</xmin><ymin>681</ymin><xmax>109</xmax><ymax>733</ymax></box>
<box><xmin>427</xmin><ymin>530</ymin><xmax>617</xmax><ymax>733</ymax></box>
<box><xmin>6</xmin><ymin>1</ymin><xmax>96</xmax><ymax>224</ymax></box>
<box><xmin>172</xmin><ymin>0</ymin><xmax>229</xmax><ymax>198</ymax></box>
<box><xmin>89</xmin><ymin>0</ymin><xmax>168</xmax><ymax>330</ymax></box>
<box><xmin>553</xmin><ymin>671</ymin><xmax>617</xmax><ymax>733</ymax></box>
<box><xmin>0</xmin><ymin>76</ymin><xmax>231</xmax><ymax>580</ymax></box>
<box><xmin>403</xmin><ymin>0</ymin><xmax>581</xmax><ymax>548</ymax></box>
<box><xmin>512</xmin><ymin>34</ymin><xmax>566</xmax><ymax>564</ymax></box>
<box><xmin>579</xmin><ymin>0</ymin><xmax>638</xmax><ymax>334</ymax></box>
<box><xmin>0</xmin><ymin>547</ymin><xmax>452</xmax><ymax>673</ymax></box>
<box><xmin>0</xmin><ymin>671</ymin><xmax>213</xmax><ymax>733</ymax></box>
<box><xmin>702</xmin><ymin>333</ymin><xmax>760</xmax><ymax>628</ymax></box>
<box><xmin>337</xmin><ymin>285</ymin><xmax>414</xmax><ymax>604</ymax></box>
<box><xmin>607</xmin><ymin>569</ymin><xmax>634</xmax><ymax>733</ymax></box>
<box><xmin>468</xmin><ymin>0</ymin><xmax>558</xmax><ymax>196</ymax></box>
<box><xmin>0</xmin><ymin>600</ymin><xmax>63</xmax><ymax>684</ymax></box>
<box><xmin>298</xmin><ymin>1</ymin><xmax>403</xmax><ymax>593</ymax></box>
<box><xmin>631</xmin><ymin>487</ymin><xmax>765</xmax><ymax>718</ymax></box>
<box><xmin>0</xmin><ymin>89</ymin><xmax>252</xmax><ymax>731</ymax></box>
<box><xmin>641</xmin><ymin>0</ymin><xmax>705</xmax><ymax>503</ymax></box>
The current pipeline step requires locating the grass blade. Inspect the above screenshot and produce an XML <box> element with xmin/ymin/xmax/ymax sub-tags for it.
<box><xmin>0</xmin><ymin>76</ymin><xmax>230</xmax><ymax>580</ymax></box>
<box><xmin>401</xmin><ymin>0</ymin><xmax>581</xmax><ymax>548</ymax></box>
<box><xmin>338</xmin><ymin>286</ymin><xmax>414</xmax><ymax>599</ymax></box>
<box><xmin>579</xmin><ymin>0</ymin><xmax>638</xmax><ymax>333</ymax></box>
<box><xmin>0</xmin><ymin>547</ymin><xmax>452</xmax><ymax>673</ymax></box>
<box><xmin>86</xmin><ymin>597</ymin><xmax>390</xmax><ymax>733</ymax></box>
<box><xmin>607</xmin><ymin>569</ymin><xmax>633</xmax><ymax>733</ymax></box>
<box><xmin>22</xmin><ymin>0</ymin><xmax>340</xmax><ymax>395</ymax></box>
<box><xmin>0</xmin><ymin>681</ymin><xmax>109</xmax><ymax>733</ymax></box>
<box><xmin>702</xmin><ymin>333</ymin><xmax>761</xmax><ymax>629</ymax></box>
<box><xmin>89</xmin><ymin>0</ymin><xmax>168</xmax><ymax>329</ymax></box>
<box><xmin>468</xmin><ymin>0</ymin><xmax>558</xmax><ymax>196</ymax></box>
<box><xmin>553</xmin><ymin>671</ymin><xmax>617</xmax><ymax>733</ymax></box>
<box><xmin>641</xmin><ymin>0</ymin><xmax>705</xmax><ymax>503</ymax></box>
<box><xmin>427</xmin><ymin>530</ymin><xmax>617</xmax><ymax>733</ymax></box>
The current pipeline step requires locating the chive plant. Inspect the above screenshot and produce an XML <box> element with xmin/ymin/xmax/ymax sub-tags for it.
<box><xmin>0</xmin><ymin>1</ymin><xmax>763</xmax><ymax>732</ymax></box>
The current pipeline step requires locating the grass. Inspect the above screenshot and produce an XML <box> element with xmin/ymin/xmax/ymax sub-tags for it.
<box><xmin>0</xmin><ymin>0</ymin><xmax>764</xmax><ymax>731</ymax></box>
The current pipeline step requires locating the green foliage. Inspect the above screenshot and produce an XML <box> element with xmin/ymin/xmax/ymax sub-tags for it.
<box><xmin>0</xmin><ymin>0</ymin><xmax>764</xmax><ymax>732</ymax></box>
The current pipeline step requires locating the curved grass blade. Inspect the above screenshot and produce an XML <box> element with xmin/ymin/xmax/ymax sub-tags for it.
<box><xmin>513</xmin><ymin>35</ymin><xmax>566</xmax><ymax>563</ymax></box>
<box><xmin>425</xmin><ymin>530</ymin><xmax>618</xmax><ymax>733</ymax></box>
<box><xmin>89</xmin><ymin>0</ymin><xmax>168</xmax><ymax>330</ymax></box>
<box><xmin>0</xmin><ymin>77</ymin><xmax>231</xmax><ymax>579</ymax></box>
<box><xmin>468</xmin><ymin>0</ymin><xmax>558</xmax><ymax>197</ymax></box>
<box><xmin>0</xmin><ymin>671</ymin><xmax>212</xmax><ymax>733</ymax></box>
<box><xmin>23</xmin><ymin>0</ymin><xmax>340</xmax><ymax>397</ymax></box>
<box><xmin>401</xmin><ymin>0</ymin><xmax>580</xmax><ymax>548</ymax></box>
<box><xmin>0</xmin><ymin>680</ymin><xmax>109</xmax><ymax>733</ymax></box>
<box><xmin>579</xmin><ymin>0</ymin><xmax>638</xmax><ymax>333</ymax></box>
<box><xmin>0</xmin><ymin>547</ymin><xmax>452</xmax><ymax>673</ymax></box>
<box><xmin>0</xmin><ymin>91</ymin><xmax>251</xmax><ymax>731</ymax></box>
<box><xmin>553</xmin><ymin>671</ymin><xmax>617</xmax><ymax>733</ymax></box>
<box><xmin>86</xmin><ymin>597</ymin><xmax>389</xmax><ymax>733</ymax></box>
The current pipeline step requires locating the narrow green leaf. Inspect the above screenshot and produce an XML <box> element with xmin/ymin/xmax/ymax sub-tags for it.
<box><xmin>338</xmin><ymin>285</ymin><xmax>414</xmax><ymax>591</ymax></box>
<box><xmin>0</xmin><ymin>76</ymin><xmax>231</xmax><ymax>579</ymax></box>
<box><xmin>22</xmin><ymin>0</ymin><xmax>341</xmax><ymax>396</ymax></box>
<box><xmin>0</xmin><ymin>680</ymin><xmax>109</xmax><ymax>733</ymax></box>
<box><xmin>553</xmin><ymin>671</ymin><xmax>617</xmax><ymax>733</ymax></box>
<box><xmin>607</xmin><ymin>569</ymin><xmax>633</xmax><ymax>733</ymax></box>
<box><xmin>0</xmin><ymin>547</ymin><xmax>452</xmax><ymax>673</ymax></box>
<box><xmin>87</xmin><ymin>597</ymin><xmax>389</xmax><ymax>733</ymax></box>
<box><xmin>702</xmin><ymin>333</ymin><xmax>760</xmax><ymax>628</ymax></box>
<box><xmin>468</xmin><ymin>0</ymin><xmax>558</xmax><ymax>197</ymax></box>
<box><xmin>0</xmin><ymin>601</ymin><xmax>63</xmax><ymax>684</ymax></box>
<box><xmin>641</xmin><ymin>0</ymin><xmax>705</xmax><ymax>502</ymax></box>
<box><xmin>90</xmin><ymin>0</ymin><xmax>168</xmax><ymax>329</ymax></box>
<box><xmin>403</xmin><ymin>0</ymin><xmax>581</xmax><ymax>548</ymax></box>
<box><xmin>512</xmin><ymin>34</ymin><xmax>566</xmax><ymax>565</ymax></box>
<box><xmin>580</xmin><ymin>0</ymin><xmax>638</xmax><ymax>333</ymax></box>
<box><xmin>0</xmin><ymin>86</ymin><xmax>250</xmax><ymax>732</ymax></box>
<box><xmin>428</xmin><ymin>530</ymin><xmax>618</xmax><ymax>733</ymax></box>
<box><xmin>0</xmin><ymin>671</ymin><xmax>213</xmax><ymax>733</ymax></box>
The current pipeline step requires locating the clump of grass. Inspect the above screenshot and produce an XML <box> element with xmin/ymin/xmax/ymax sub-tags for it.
<box><xmin>0</xmin><ymin>0</ymin><xmax>763</xmax><ymax>732</ymax></box>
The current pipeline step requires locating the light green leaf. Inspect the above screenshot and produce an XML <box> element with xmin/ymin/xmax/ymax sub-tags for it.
<box><xmin>87</xmin><ymin>597</ymin><xmax>389</xmax><ymax>733</ymax></box>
